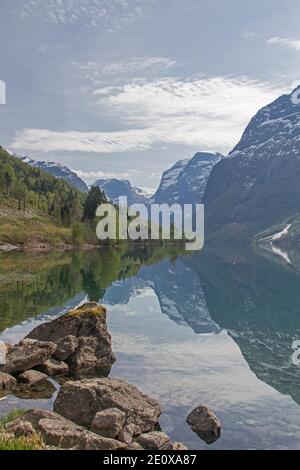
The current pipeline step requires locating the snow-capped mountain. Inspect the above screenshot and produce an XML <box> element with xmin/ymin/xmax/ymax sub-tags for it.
<box><xmin>152</xmin><ymin>152</ymin><xmax>223</xmax><ymax>205</ymax></box>
<box><xmin>17</xmin><ymin>156</ymin><xmax>88</xmax><ymax>192</ymax></box>
<box><xmin>94</xmin><ymin>179</ymin><xmax>148</xmax><ymax>205</ymax></box>
<box><xmin>204</xmin><ymin>86</ymin><xmax>300</xmax><ymax>238</ymax></box>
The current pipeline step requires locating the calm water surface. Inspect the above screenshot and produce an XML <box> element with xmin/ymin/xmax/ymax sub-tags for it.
<box><xmin>1</xmin><ymin>243</ymin><xmax>300</xmax><ymax>450</ymax></box>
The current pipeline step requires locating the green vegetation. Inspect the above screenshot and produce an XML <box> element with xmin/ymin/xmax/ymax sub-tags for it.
<box><xmin>0</xmin><ymin>147</ymin><xmax>187</xmax><ymax>249</ymax></box>
<box><xmin>0</xmin><ymin>410</ymin><xmax>25</xmax><ymax>426</ymax></box>
<box><xmin>0</xmin><ymin>147</ymin><xmax>108</xmax><ymax>247</ymax></box>
<box><xmin>0</xmin><ymin>244</ymin><xmax>187</xmax><ymax>331</ymax></box>
<box><xmin>0</xmin><ymin>410</ymin><xmax>44</xmax><ymax>451</ymax></box>
<box><xmin>82</xmin><ymin>186</ymin><xmax>107</xmax><ymax>222</ymax></box>
<box><xmin>0</xmin><ymin>433</ymin><xmax>44</xmax><ymax>450</ymax></box>
<box><xmin>0</xmin><ymin>147</ymin><xmax>85</xmax><ymax>224</ymax></box>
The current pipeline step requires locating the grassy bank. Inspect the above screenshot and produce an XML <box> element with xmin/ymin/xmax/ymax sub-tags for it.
<box><xmin>0</xmin><ymin>197</ymin><xmax>73</xmax><ymax>247</ymax></box>
<box><xmin>0</xmin><ymin>410</ymin><xmax>44</xmax><ymax>451</ymax></box>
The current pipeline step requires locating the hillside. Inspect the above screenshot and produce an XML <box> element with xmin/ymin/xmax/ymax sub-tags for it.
<box><xmin>0</xmin><ymin>147</ymin><xmax>89</xmax><ymax>249</ymax></box>
<box><xmin>17</xmin><ymin>155</ymin><xmax>89</xmax><ymax>193</ymax></box>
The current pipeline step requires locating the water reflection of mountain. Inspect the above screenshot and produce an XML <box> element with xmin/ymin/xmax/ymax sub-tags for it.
<box><xmin>183</xmin><ymin>245</ymin><xmax>300</xmax><ymax>406</ymax></box>
<box><xmin>104</xmin><ymin>243</ymin><xmax>300</xmax><ymax>407</ymax></box>
<box><xmin>2</xmin><ymin>242</ymin><xmax>300</xmax><ymax>408</ymax></box>
<box><xmin>104</xmin><ymin>258</ymin><xmax>220</xmax><ymax>334</ymax></box>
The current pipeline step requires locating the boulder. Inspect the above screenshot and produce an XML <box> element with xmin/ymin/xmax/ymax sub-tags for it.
<box><xmin>6</xmin><ymin>421</ymin><xmax>36</xmax><ymax>437</ymax></box>
<box><xmin>36</xmin><ymin>359</ymin><xmax>69</xmax><ymax>377</ymax></box>
<box><xmin>165</xmin><ymin>442</ymin><xmax>189</xmax><ymax>450</ymax></box>
<box><xmin>7</xmin><ymin>409</ymin><xmax>127</xmax><ymax>450</ymax></box>
<box><xmin>118</xmin><ymin>423</ymin><xmax>136</xmax><ymax>444</ymax></box>
<box><xmin>0</xmin><ymin>339</ymin><xmax>56</xmax><ymax>375</ymax></box>
<box><xmin>18</xmin><ymin>370</ymin><xmax>48</xmax><ymax>386</ymax></box>
<box><xmin>186</xmin><ymin>406</ymin><xmax>221</xmax><ymax>444</ymax></box>
<box><xmin>136</xmin><ymin>431</ymin><xmax>171</xmax><ymax>450</ymax></box>
<box><xmin>53</xmin><ymin>335</ymin><xmax>78</xmax><ymax>362</ymax></box>
<box><xmin>54</xmin><ymin>378</ymin><xmax>161</xmax><ymax>435</ymax></box>
<box><xmin>90</xmin><ymin>408</ymin><xmax>126</xmax><ymax>439</ymax></box>
<box><xmin>0</xmin><ymin>372</ymin><xmax>17</xmax><ymax>391</ymax></box>
<box><xmin>27</xmin><ymin>303</ymin><xmax>116</xmax><ymax>378</ymax></box>
<box><xmin>67</xmin><ymin>336</ymin><xmax>115</xmax><ymax>379</ymax></box>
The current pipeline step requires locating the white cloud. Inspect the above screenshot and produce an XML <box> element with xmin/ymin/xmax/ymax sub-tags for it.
<box><xmin>75</xmin><ymin>169</ymin><xmax>141</xmax><ymax>183</ymax></box>
<box><xmin>99</xmin><ymin>57</ymin><xmax>178</xmax><ymax>75</ymax></box>
<box><xmin>268</xmin><ymin>37</ymin><xmax>300</xmax><ymax>51</ymax></box>
<box><xmin>11</xmin><ymin>127</ymin><xmax>158</xmax><ymax>153</ymax></box>
<box><xmin>74</xmin><ymin>57</ymin><xmax>178</xmax><ymax>85</ymax></box>
<box><xmin>11</xmin><ymin>76</ymin><xmax>285</xmax><ymax>155</ymax></box>
<box><xmin>11</xmin><ymin>0</ymin><xmax>153</xmax><ymax>29</ymax></box>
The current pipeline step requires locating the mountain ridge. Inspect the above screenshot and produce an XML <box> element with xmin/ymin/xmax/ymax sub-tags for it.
<box><xmin>151</xmin><ymin>152</ymin><xmax>223</xmax><ymax>206</ymax></box>
<box><xmin>203</xmin><ymin>86</ymin><xmax>300</xmax><ymax>240</ymax></box>
<box><xmin>94</xmin><ymin>178</ymin><xmax>148</xmax><ymax>205</ymax></box>
<box><xmin>15</xmin><ymin>154</ymin><xmax>89</xmax><ymax>193</ymax></box>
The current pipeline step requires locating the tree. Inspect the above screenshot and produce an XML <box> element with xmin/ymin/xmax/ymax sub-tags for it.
<box><xmin>82</xmin><ymin>186</ymin><xmax>107</xmax><ymax>222</ymax></box>
<box><xmin>72</xmin><ymin>223</ymin><xmax>84</xmax><ymax>245</ymax></box>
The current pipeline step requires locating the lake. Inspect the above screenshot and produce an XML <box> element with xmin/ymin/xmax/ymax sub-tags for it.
<box><xmin>1</xmin><ymin>242</ymin><xmax>300</xmax><ymax>450</ymax></box>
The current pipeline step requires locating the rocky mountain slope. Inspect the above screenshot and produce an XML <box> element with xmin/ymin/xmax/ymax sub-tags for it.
<box><xmin>204</xmin><ymin>86</ymin><xmax>300</xmax><ymax>239</ymax></box>
<box><xmin>95</xmin><ymin>179</ymin><xmax>148</xmax><ymax>205</ymax></box>
<box><xmin>17</xmin><ymin>155</ymin><xmax>88</xmax><ymax>193</ymax></box>
<box><xmin>152</xmin><ymin>152</ymin><xmax>222</xmax><ymax>206</ymax></box>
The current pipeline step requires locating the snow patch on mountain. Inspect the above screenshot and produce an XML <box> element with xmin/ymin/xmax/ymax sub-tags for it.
<box><xmin>152</xmin><ymin>152</ymin><xmax>223</xmax><ymax>206</ymax></box>
<box><xmin>15</xmin><ymin>154</ymin><xmax>88</xmax><ymax>192</ymax></box>
<box><xmin>95</xmin><ymin>178</ymin><xmax>148</xmax><ymax>205</ymax></box>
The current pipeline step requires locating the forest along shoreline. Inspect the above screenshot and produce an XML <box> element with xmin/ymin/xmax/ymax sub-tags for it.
<box><xmin>0</xmin><ymin>302</ymin><xmax>221</xmax><ymax>450</ymax></box>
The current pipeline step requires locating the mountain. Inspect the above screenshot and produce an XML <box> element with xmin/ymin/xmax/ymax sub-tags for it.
<box><xmin>152</xmin><ymin>152</ymin><xmax>222</xmax><ymax>206</ymax></box>
<box><xmin>103</xmin><ymin>257</ymin><xmax>220</xmax><ymax>334</ymax></box>
<box><xmin>95</xmin><ymin>179</ymin><xmax>148</xmax><ymax>205</ymax></box>
<box><xmin>204</xmin><ymin>86</ymin><xmax>300</xmax><ymax>239</ymax></box>
<box><xmin>17</xmin><ymin>155</ymin><xmax>88</xmax><ymax>193</ymax></box>
<box><xmin>0</xmin><ymin>147</ymin><xmax>86</xmax><ymax>248</ymax></box>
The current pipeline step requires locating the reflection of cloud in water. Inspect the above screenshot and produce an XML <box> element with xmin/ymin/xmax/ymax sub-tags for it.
<box><xmin>106</xmin><ymin>288</ymin><xmax>300</xmax><ymax>450</ymax></box>
<box><xmin>104</xmin><ymin>259</ymin><xmax>220</xmax><ymax>334</ymax></box>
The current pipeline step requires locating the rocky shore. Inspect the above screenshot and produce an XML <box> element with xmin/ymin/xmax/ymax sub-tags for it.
<box><xmin>0</xmin><ymin>302</ymin><xmax>221</xmax><ymax>450</ymax></box>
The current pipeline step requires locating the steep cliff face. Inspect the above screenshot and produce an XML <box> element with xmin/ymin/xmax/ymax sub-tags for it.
<box><xmin>152</xmin><ymin>152</ymin><xmax>222</xmax><ymax>206</ymax></box>
<box><xmin>204</xmin><ymin>87</ymin><xmax>300</xmax><ymax>238</ymax></box>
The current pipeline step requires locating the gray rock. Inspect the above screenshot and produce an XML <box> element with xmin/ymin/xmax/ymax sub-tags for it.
<box><xmin>67</xmin><ymin>336</ymin><xmax>115</xmax><ymax>379</ymax></box>
<box><xmin>186</xmin><ymin>406</ymin><xmax>221</xmax><ymax>444</ymax></box>
<box><xmin>8</xmin><ymin>409</ymin><xmax>127</xmax><ymax>450</ymax></box>
<box><xmin>126</xmin><ymin>442</ymin><xmax>144</xmax><ymax>450</ymax></box>
<box><xmin>54</xmin><ymin>377</ymin><xmax>161</xmax><ymax>435</ymax></box>
<box><xmin>165</xmin><ymin>442</ymin><xmax>189</xmax><ymax>450</ymax></box>
<box><xmin>118</xmin><ymin>423</ymin><xmax>135</xmax><ymax>444</ymax></box>
<box><xmin>6</xmin><ymin>421</ymin><xmax>36</xmax><ymax>437</ymax></box>
<box><xmin>27</xmin><ymin>303</ymin><xmax>116</xmax><ymax>378</ymax></box>
<box><xmin>18</xmin><ymin>370</ymin><xmax>48</xmax><ymax>386</ymax></box>
<box><xmin>0</xmin><ymin>339</ymin><xmax>56</xmax><ymax>375</ymax></box>
<box><xmin>36</xmin><ymin>359</ymin><xmax>69</xmax><ymax>377</ymax></box>
<box><xmin>91</xmin><ymin>408</ymin><xmax>126</xmax><ymax>439</ymax></box>
<box><xmin>136</xmin><ymin>431</ymin><xmax>171</xmax><ymax>450</ymax></box>
<box><xmin>53</xmin><ymin>335</ymin><xmax>78</xmax><ymax>361</ymax></box>
<box><xmin>0</xmin><ymin>243</ymin><xmax>18</xmax><ymax>252</ymax></box>
<box><xmin>0</xmin><ymin>372</ymin><xmax>17</xmax><ymax>391</ymax></box>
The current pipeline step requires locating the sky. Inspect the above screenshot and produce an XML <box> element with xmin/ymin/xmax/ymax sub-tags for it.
<box><xmin>0</xmin><ymin>0</ymin><xmax>299</xmax><ymax>191</ymax></box>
